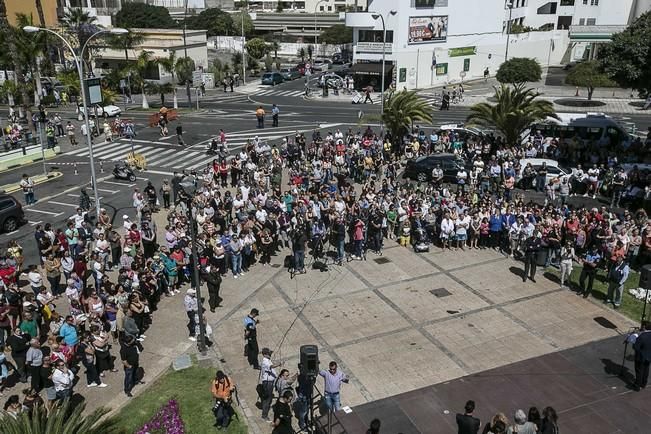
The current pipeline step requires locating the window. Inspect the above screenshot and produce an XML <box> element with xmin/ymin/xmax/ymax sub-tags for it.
<box><xmin>586</xmin><ymin>18</ymin><xmax>596</xmax><ymax>25</ymax></box>
<box><xmin>358</xmin><ymin>30</ymin><xmax>394</xmax><ymax>43</ymax></box>
<box><xmin>414</xmin><ymin>0</ymin><xmax>436</xmax><ymax>7</ymax></box>
<box><xmin>583</xmin><ymin>0</ymin><xmax>587</xmax><ymax>4</ymax></box>
<box><xmin>319</xmin><ymin>6</ymin><xmax>324</xmax><ymax>11</ymax></box>
<box><xmin>327</xmin><ymin>5</ymin><xmax>332</xmax><ymax>11</ymax></box>
<box><xmin>590</xmin><ymin>0</ymin><xmax>599</xmax><ymax>5</ymax></box>
<box><xmin>0</xmin><ymin>199</ymin><xmax>14</xmax><ymax>211</ymax></box>
<box><xmin>560</xmin><ymin>0</ymin><xmax>574</xmax><ymax>5</ymax></box>
<box><xmin>578</xmin><ymin>18</ymin><xmax>585</xmax><ymax>25</ymax></box>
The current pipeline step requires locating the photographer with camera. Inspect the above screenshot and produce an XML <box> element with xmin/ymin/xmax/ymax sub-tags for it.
<box><xmin>211</xmin><ymin>370</ymin><xmax>236</xmax><ymax>429</ymax></box>
<box><xmin>291</xmin><ymin>221</ymin><xmax>308</xmax><ymax>274</ymax></box>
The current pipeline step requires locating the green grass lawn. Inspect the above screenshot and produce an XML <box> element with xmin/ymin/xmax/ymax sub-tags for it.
<box><xmin>114</xmin><ymin>363</ymin><xmax>247</xmax><ymax>434</ymax></box>
<box><xmin>554</xmin><ymin>265</ymin><xmax>647</xmax><ymax>325</ymax></box>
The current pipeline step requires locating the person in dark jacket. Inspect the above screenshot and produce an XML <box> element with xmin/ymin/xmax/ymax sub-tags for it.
<box><xmin>201</xmin><ymin>265</ymin><xmax>223</xmax><ymax>312</ymax></box>
<box><xmin>523</xmin><ymin>233</ymin><xmax>542</xmax><ymax>283</ymax></box>
<box><xmin>456</xmin><ymin>400</ymin><xmax>481</xmax><ymax>434</ymax></box>
<box><xmin>633</xmin><ymin>322</ymin><xmax>651</xmax><ymax>391</ymax></box>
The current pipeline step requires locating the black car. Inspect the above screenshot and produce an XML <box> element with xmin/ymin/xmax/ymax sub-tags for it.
<box><xmin>0</xmin><ymin>193</ymin><xmax>26</xmax><ymax>232</ymax></box>
<box><xmin>404</xmin><ymin>154</ymin><xmax>467</xmax><ymax>183</ymax></box>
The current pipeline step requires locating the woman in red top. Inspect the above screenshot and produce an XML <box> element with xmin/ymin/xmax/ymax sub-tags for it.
<box><xmin>219</xmin><ymin>159</ymin><xmax>229</xmax><ymax>187</ymax></box>
<box><xmin>128</xmin><ymin>223</ymin><xmax>141</xmax><ymax>246</ymax></box>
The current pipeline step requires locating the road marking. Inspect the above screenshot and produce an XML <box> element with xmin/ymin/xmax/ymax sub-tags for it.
<box><xmin>101</xmin><ymin>180</ymin><xmax>135</xmax><ymax>187</ymax></box>
<box><xmin>129</xmin><ymin>138</ymin><xmax>173</xmax><ymax>146</ymax></box>
<box><xmin>96</xmin><ymin>188</ymin><xmax>119</xmax><ymax>194</ymax></box>
<box><xmin>48</xmin><ymin>200</ymin><xmax>81</xmax><ymax>208</ymax></box>
<box><xmin>142</xmin><ymin>149</ymin><xmax>177</xmax><ymax>166</ymax></box>
<box><xmin>25</xmin><ymin>209</ymin><xmax>63</xmax><ymax>216</ymax></box>
<box><xmin>175</xmin><ymin>153</ymin><xmax>210</xmax><ymax>169</ymax></box>
<box><xmin>29</xmin><ymin>220</ymin><xmax>42</xmax><ymax>226</ymax></box>
<box><xmin>66</xmin><ymin>140</ymin><xmax>110</xmax><ymax>155</ymax></box>
<box><xmin>150</xmin><ymin>151</ymin><xmax>186</xmax><ymax>166</ymax></box>
<box><xmin>144</xmin><ymin>169</ymin><xmax>175</xmax><ymax>176</ymax></box>
<box><xmin>4</xmin><ymin>230</ymin><xmax>18</xmax><ymax>235</ymax></box>
<box><xmin>158</xmin><ymin>135</ymin><xmax>174</xmax><ymax>141</ymax></box>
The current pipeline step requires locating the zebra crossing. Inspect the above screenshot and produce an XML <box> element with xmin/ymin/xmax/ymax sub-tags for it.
<box><xmin>63</xmin><ymin>126</ymin><xmax>318</xmax><ymax>172</ymax></box>
<box><xmin>252</xmin><ymin>87</ymin><xmax>305</xmax><ymax>98</ymax></box>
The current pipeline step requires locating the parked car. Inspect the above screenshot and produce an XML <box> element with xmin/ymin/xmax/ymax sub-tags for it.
<box><xmin>0</xmin><ymin>193</ymin><xmax>26</xmax><ymax>232</ymax></box>
<box><xmin>88</xmin><ymin>105</ymin><xmax>122</xmax><ymax>118</ymax></box>
<box><xmin>516</xmin><ymin>158</ymin><xmax>573</xmax><ymax>189</ymax></box>
<box><xmin>404</xmin><ymin>153</ymin><xmax>468</xmax><ymax>183</ymax></box>
<box><xmin>332</xmin><ymin>52</ymin><xmax>352</xmax><ymax>65</ymax></box>
<box><xmin>261</xmin><ymin>72</ymin><xmax>284</xmax><ymax>86</ymax></box>
<box><xmin>279</xmin><ymin>67</ymin><xmax>301</xmax><ymax>81</ymax></box>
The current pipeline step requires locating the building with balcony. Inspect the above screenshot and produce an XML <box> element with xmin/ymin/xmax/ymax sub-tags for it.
<box><xmin>5</xmin><ymin>0</ymin><xmax>60</xmax><ymax>27</ymax></box>
<box><xmin>346</xmin><ymin>0</ymin><xmax>647</xmax><ymax>91</ymax></box>
<box><xmin>247</xmin><ymin>0</ymin><xmax>366</xmax><ymax>12</ymax></box>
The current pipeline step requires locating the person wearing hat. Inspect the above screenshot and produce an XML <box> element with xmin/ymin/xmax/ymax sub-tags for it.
<box><xmin>260</xmin><ymin>346</ymin><xmax>280</xmax><ymax>421</ymax></box>
<box><xmin>184</xmin><ymin>288</ymin><xmax>198</xmax><ymax>341</ymax></box>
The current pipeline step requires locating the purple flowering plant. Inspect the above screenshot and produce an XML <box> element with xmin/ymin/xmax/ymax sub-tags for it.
<box><xmin>136</xmin><ymin>399</ymin><xmax>186</xmax><ymax>434</ymax></box>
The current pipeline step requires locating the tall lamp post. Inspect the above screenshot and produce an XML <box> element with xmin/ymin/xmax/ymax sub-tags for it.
<box><xmin>179</xmin><ymin>176</ymin><xmax>207</xmax><ymax>355</ymax></box>
<box><xmin>504</xmin><ymin>1</ymin><xmax>514</xmax><ymax>62</ymax></box>
<box><xmin>24</xmin><ymin>26</ymin><xmax>128</xmax><ymax>219</ymax></box>
<box><xmin>314</xmin><ymin>0</ymin><xmax>330</xmax><ymax>55</ymax></box>
<box><xmin>372</xmin><ymin>10</ymin><xmax>397</xmax><ymax>123</ymax></box>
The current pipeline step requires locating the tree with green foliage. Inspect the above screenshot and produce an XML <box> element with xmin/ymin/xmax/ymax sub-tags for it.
<box><xmin>107</xmin><ymin>30</ymin><xmax>145</xmax><ymax>63</ymax></box>
<box><xmin>157</xmin><ymin>51</ymin><xmax>179</xmax><ymax>108</ymax></box>
<box><xmin>175</xmin><ymin>56</ymin><xmax>195</xmax><ymax>108</ymax></box>
<box><xmin>115</xmin><ymin>2</ymin><xmax>176</xmax><ymax>29</ymax></box>
<box><xmin>232</xmin><ymin>11</ymin><xmax>255</xmax><ymax>38</ymax></box>
<box><xmin>245</xmin><ymin>37</ymin><xmax>268</xmax><ymax>60</ymax></box>
<box><xmin>600</xmin><ymin>11</ymin><xmax>651</xmax><ymax>96</ymax></box>
<box><xmin>61</xmin><ymin>7</ymin><xmax>98</xmax><ymax>70</ymax></box>
<box><xmin>232</xmin><ymin>51</ymin><xmax>243</xmax><ymax>77</ymax></box>
<box><xmin>0</xmin><ymin>400</ymin><xmax>120</xmax><ymax>434</ymax></box>
<box><xmin>382</xmin><ymin>90</ymin><xmax>432</xmax><ymax>139</ymax></box>
<box><xmin>0</xmin><ymin>0</ymin><xmax>32</xmax><ymax>121</ymax></box>
<box><xmin>247</xmin><ymin>56</ymin><xmax>259</xmax><ymax>75</ymax></box>
<box><xmin>264</xmin><ymin>53</ymin><xmax>273</xmax><ymax>71</ymax></box>
<box><xmin>495</xmin><ymin>57</ymin><xmax>542</xmax><ymax>85</ymax></box>
<box><xmin>466</xmin><ymin>84</ymin><xmax>558</xmax><ymax>146</ymax></box>
<box><xmin>319</xmin><ymin>24</ymin><xmax>353</xmax><ymax>45</ymax></box>
<box><xmin>14</xmin><ymin>13</ymin><xmax>47</xmax><ymax>106</ymax></box>
<box><xmin>185</xmin><ymin>8</ymin><xmax>235</xmax><ymax>37</ymax></box>
<box><xmin>565</xmin><ymin>60</ymin><xmax>616</xmax><ymax>100</ymax></box>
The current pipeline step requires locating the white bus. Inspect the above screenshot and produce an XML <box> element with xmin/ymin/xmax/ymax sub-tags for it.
<box><xmin>531</xmin><ymin>112</ymin><xmax>632</xmax><ymax>147</ymax></box>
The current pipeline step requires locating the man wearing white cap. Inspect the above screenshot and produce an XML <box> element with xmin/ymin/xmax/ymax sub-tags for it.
<box><xmin>184</xmin><ymin>288</ymin><xmax>198</xmax><ymax>341</ymax></box>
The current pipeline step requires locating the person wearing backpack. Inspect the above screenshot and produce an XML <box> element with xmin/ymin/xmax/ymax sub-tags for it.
<box><xmin>211</xmin><ymin>370</ymin><xmax>236</xmax><ymax>429</ymax></box>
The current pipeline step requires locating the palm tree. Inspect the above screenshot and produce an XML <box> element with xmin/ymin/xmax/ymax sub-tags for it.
<box><xmin>147</xmin><ymin>81</ymin><xmax>174</xmax><ymax>106</ymax></box>
<box><xmin>107</xmin><ymin>30</ymin><xmax>144</xmax><ymax>63</ymax></box>
<box><xmin>15</xmin><ymin>13</ymin><xmax>47</xmax><ymax>106</ymax></box>
<box><xmin>61</xmin><ymin>7</ymin><xmax>98</xmax><ymax>70</ymax></box>
<box><xmin>134</xmin><ymin>50</ymin><xmax>154</xmax><ymax>109</ymax></box>
<box><xmin>382</xmin><ymin>90</ymin><xmax>432</xmax><ymax>140</ymax></box>
<box><xmin>1</xmin><ymin>400</ymin><xmax>121</xmax><ymax>434</ymax></box>
<box><xmin>466</xmin><ymin>84</ymin><xmax>558</xmax><ymax>146</ymax></box>
<box><xmin>0</xmin><ymin>0</ymin><xmax>32</xmax><ymax>123</ymax></box>
<box><xmin>157</xmin><ymin>50</ymin><xmax>178</xmax><ymax>108</ymax></box>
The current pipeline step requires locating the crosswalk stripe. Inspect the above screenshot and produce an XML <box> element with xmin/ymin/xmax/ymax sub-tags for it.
<box><xmin>92</xmin><ymin>142</ymin><xmax>134</xmax><ymax>157</ymax></box>
<box><xmin>71</xmin><ymin>142</ymin><xmax>129</xmax><ymax>158</ymax></box>
<box><xmin>173</xmin><ymin>153</ymin><xmax>207</xmax><ymax>168</ymax></box>
<box><xmin>96</xmin><ymin>144</ymin><xmax>146</xmax><ymax>161</ymax></box>
<box><xmin>66</xmin><ymin>140</ymin><xmax>109</xmax><ymax>155</ymax></box>
<box><xmin>227</xmin><ymin>128</ymin><xmax>298</xmax><ymax>138</ymax></box>
<box><xmin>187</xmin><ymin>157</ymin><xmax>214</xmax><ymax>170</ymax></box>
<box><xmin>151</xmin><ymin>151</ymin><xmax>186</xmax><ymax>166</ymax></box>
<box><xmin>145</xmin><ymin>148</ymin><xmax>177</xmax><ymax>166</ymax></box>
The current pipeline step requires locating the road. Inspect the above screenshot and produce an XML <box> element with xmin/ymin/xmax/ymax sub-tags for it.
<box><xmin>1</xmin><ymin>74</ymin><xmax>649</xmax><ymax>256</ymax></box>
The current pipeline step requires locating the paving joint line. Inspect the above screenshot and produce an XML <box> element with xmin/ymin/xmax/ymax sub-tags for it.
<box><xmin>343</xmin><ymin>260</ymin><xmax>472</xmax><ymax>373</ymax></box>
<box><xmin>268</xmin><ymin>277</ymin><xmax>375</xmax><ymax>402</ymax></box>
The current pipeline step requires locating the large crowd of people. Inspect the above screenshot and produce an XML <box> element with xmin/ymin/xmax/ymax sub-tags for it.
<box><xmin>0</xmin><ymin>113</ymin><xmax>649</xmax><ymax>431</ymax></box>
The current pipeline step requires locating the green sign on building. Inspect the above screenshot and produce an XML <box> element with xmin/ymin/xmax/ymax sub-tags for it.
<box><xmin>399</xmin><ymin>68</ymin><xmax>407</xmax><ymax>83</ymax></box>
<box><xmin>463</xmin><ymin>58</ymin><xmax>471</xmax><ymax>72</ymax></box>
<box><xmin>435</xmin><ymin>63</ymin><xmax>448</xmax><ymax>75</ymax></box>
<box><xmin>448</xmin><ymin>46</ymin><xmax>477</xmax><ymax>57</ymax></box>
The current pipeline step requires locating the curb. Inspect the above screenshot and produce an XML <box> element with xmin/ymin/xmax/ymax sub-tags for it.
<box><xmin>0</xmin><ymin>146</ymin><xmax>62</xmax><ymax>173</ymax></box>
<box><xmin>0</xmin><ymin>171</ymin><xmax>63</xmax><ymax>194</ymax></box>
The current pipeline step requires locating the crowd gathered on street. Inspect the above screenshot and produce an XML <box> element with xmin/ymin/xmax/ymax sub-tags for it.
<box><xmin>0</xmin><ymin>107</ymin><xmax>650</xmax><ymax>431</ymax></box>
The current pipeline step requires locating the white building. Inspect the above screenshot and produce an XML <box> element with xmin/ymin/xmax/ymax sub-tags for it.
<box><xmin>248</xmin><ymin>0</ymin><xmax>366</xmax><ymax>12</ymax></box>
<box><xmin>346</xmin><ymin>0</ymin><xmax>647</xmax><ymax>91</ymax></box>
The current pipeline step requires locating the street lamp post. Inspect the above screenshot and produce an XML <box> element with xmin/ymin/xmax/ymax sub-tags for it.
<box><xmin>372</xmin><ymin>10</ymin><xmax>397</xmax><ymax>123</ymax></box>
<box><xmin>242</xmin><ymin>5</ymin><xmax>247</xmax><ymax>85</ymax></box>
<box><xmin>24</xmin><ymin>26</ymin><xmax>128</xmax><ymax>219</ymax></box>
<box><xmin>314</xmin><ymin>0</ymin><xmax>330</xmax><ymax>56</ymax></box>
<box><xmin>179</xmin><ymin>177</ymin><xmax>207</xmax><ymax>355</ymax></box>
<box><xmin>505</xmin><ymin>1</ymin><xmax>514</xmax><ymax>62</ymax></box>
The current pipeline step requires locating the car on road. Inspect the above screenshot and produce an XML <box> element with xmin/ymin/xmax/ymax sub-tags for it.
<box><xmin>279</xmin><ymin>67</ymin><xmax>301</xmax><ymax>81</ymax></box>
<box><xmin>88</xmin><ymin>105</ymin><xmax>122</xmax><ymax>118</ymax></box>
<box><xmin>312</xmin><ymin>59</ymin><xmax>331</xmax><ymax>72</ymax></box>
<box><xmin>332</xmin><ymin>52</ymin><xmax>352</xmax><ymax>65</ymax></box>
<box><xmin>261</xmin><ymin>72</ymin><xmax>284</xmax><ymax>86</ymax></box>
<box><xmin>516</xmin><ymin>158</ymin><xmax>573</xmax><ymax>189</ymax></box>
<box><xmin>404</xmin><ymin>153</ymin><xmax>468</xmax><ymax>183</ymax></box>
<box><xmin>0</xmin><ymin>193</ymin><xmax>26</xmax><ymax>233</ymax></box>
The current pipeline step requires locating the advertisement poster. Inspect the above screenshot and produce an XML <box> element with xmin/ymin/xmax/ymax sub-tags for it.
<box><xmin>408</xmin><ymin>16</ymin><xmax>448</xmax><ymax>44</ymax></box>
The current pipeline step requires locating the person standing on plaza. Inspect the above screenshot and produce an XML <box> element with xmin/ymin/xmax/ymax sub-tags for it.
<box><xmin>211</xmin><ymin>370</ymin><xmax>236</xmax><ymax>429</ymax></box>
<box><xmin>633</xmin><ymin>321</ymin><xmax>651</xmax><ymax>391</ymax></box>
<box><xmin>25</xmin><ymin>338</ymin><xmax>44</xmax><ymax>392</ymax></box>
<box><xmin>184</xmin><ymin>288</ymin><xmax>198</xmax><ymax>342</ymax></box>
<box><xmin>120</xmin><ymin>335</ymin><xmax>141</xmax><ymax>398</ymax></box>
<box><xmin>456</xmin><ymin>400</ymin><xmax>481</xmax><ymax>434</ymax></box>
<box><xmin>559</xmin><ymin>240</ymin><xmax>575</xmax><ymax>288</ymax></box>
<box><xmin>244</xmin><ymin>308</ymin><xmax>260</xmax><ymax>369</ymax></box>
<box><xmin>66</xmin><ymin>121</ymin><xmax>77</xmax><ymax>146</ymax></box>
<box><xmin>319</xmin><ymin>361</ymin><xmax>349</xmax><ymax>412</ymax></box>
<box><xmin>606</xmin><ymin>255</ymin><xmax>629</xmax><ymax>309</ymax></box>
<box><xmin>201</xmin><ymin>265</ymin><xmax>222</xmax><ymax>312</ymax></box>
<box><xmin>52</xmin><ymin>359</ymin><xmax>75</xmax><ymax>401</ymax></box>
<box><xmin>507</xmin><ymin>409</ymin><xmax>537</xmax><ymax>434</ymax></box>
<box><xmin>578</xmin><ymin>245</ymin><xmax>601</xmax><ymax>298</ymax></box>
<box><xmin>271</xmin><ymin>390</ymin><xmax>294</xmax><ymax>434</ymax></box>
<box><xmin>260</xmin><ymin>347</ymin><xmax>280</xmax><ymax>422</ymax></box>
<box><xmin>522</xmin><ymin>233</ymin><xmax>542</xmax><ymax>283</ymax></box>
<box><xmin>6</xmin><ymin>327</ymin><xmax>30</xmax><ymax>383</ymax></box>
<box><xmin>53</xmin><ymin>113</ymin><xmax>64</xmax><ymax>137</ymax></box>
<box><xmin>176</xmin><ymin>123</ymin><xmax>185</xmax><ymax>146</ymax></box>
<box><xmin>271</xmin><ymin>104</ymin><xmax>280</xmax><ymax>127</ymax></box>
<box><xmin>20</xmin><ymin>174</ymin><xmax>36</xmax><ymax>205</ymax></box>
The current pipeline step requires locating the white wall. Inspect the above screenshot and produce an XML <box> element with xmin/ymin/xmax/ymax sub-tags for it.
<box><xmin>208</xmin><ymin>37</ymin><xmax>347</xmax><ymax>57</ymax></box>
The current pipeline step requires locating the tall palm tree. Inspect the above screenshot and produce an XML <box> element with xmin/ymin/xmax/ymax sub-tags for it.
<box><xmin>61</xmin><ymin>7</ymin><xmax>98</xmax><ymax>70</ymax></box>
<box><xmin>157</xmin><ymin>50</ymin><xmax>178</xmax><ymax>108</ymax></box>
<box><xmin>107</xmin><ymin>30</ymin><xmax>144</xmax><ymax>63</ymax></box>
<box><xmin>0</xmin><ymin>0</ymin><xmax>32</xmax><ymax>123</ymax></box>
<box><xmin>1</xmin><ymin>400</ymin><xmax>121</xmax><ymax>434</ymax></box>
<box><xmin>134</xmin><ymin>50</ymin><xmax>154</xmax><ymax>109</ymax></box>
<box><xmin>382</xmin><ymin>90</ymin><xmax>432</xmax><ymax>140</ymax></box>
<box><xmin>466</xmin><ymin>84</ymin><xmax>558</xmax><ymax>146</ymax></box>
<box><xmin>15</xmin><ymin>13</ymin><xmax>47</xmax><ymax>106</ymax></box>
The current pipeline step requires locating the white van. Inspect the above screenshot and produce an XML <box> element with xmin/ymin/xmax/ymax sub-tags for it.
<box><xmin>531</xmin><ymin>113</ymin><xmax>632</xmax><ymax>147</ymax></box>
<box><xmin>516</xmin><ymin>158</ymin><xmax>573</xmax><ymax>189</ymax></box>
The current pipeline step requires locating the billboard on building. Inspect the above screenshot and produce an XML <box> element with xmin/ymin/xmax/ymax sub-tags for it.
<box><xmin>408</xmin><ymin>16</ymin><xmax>448</xmax><ymax>44</ymax></box>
